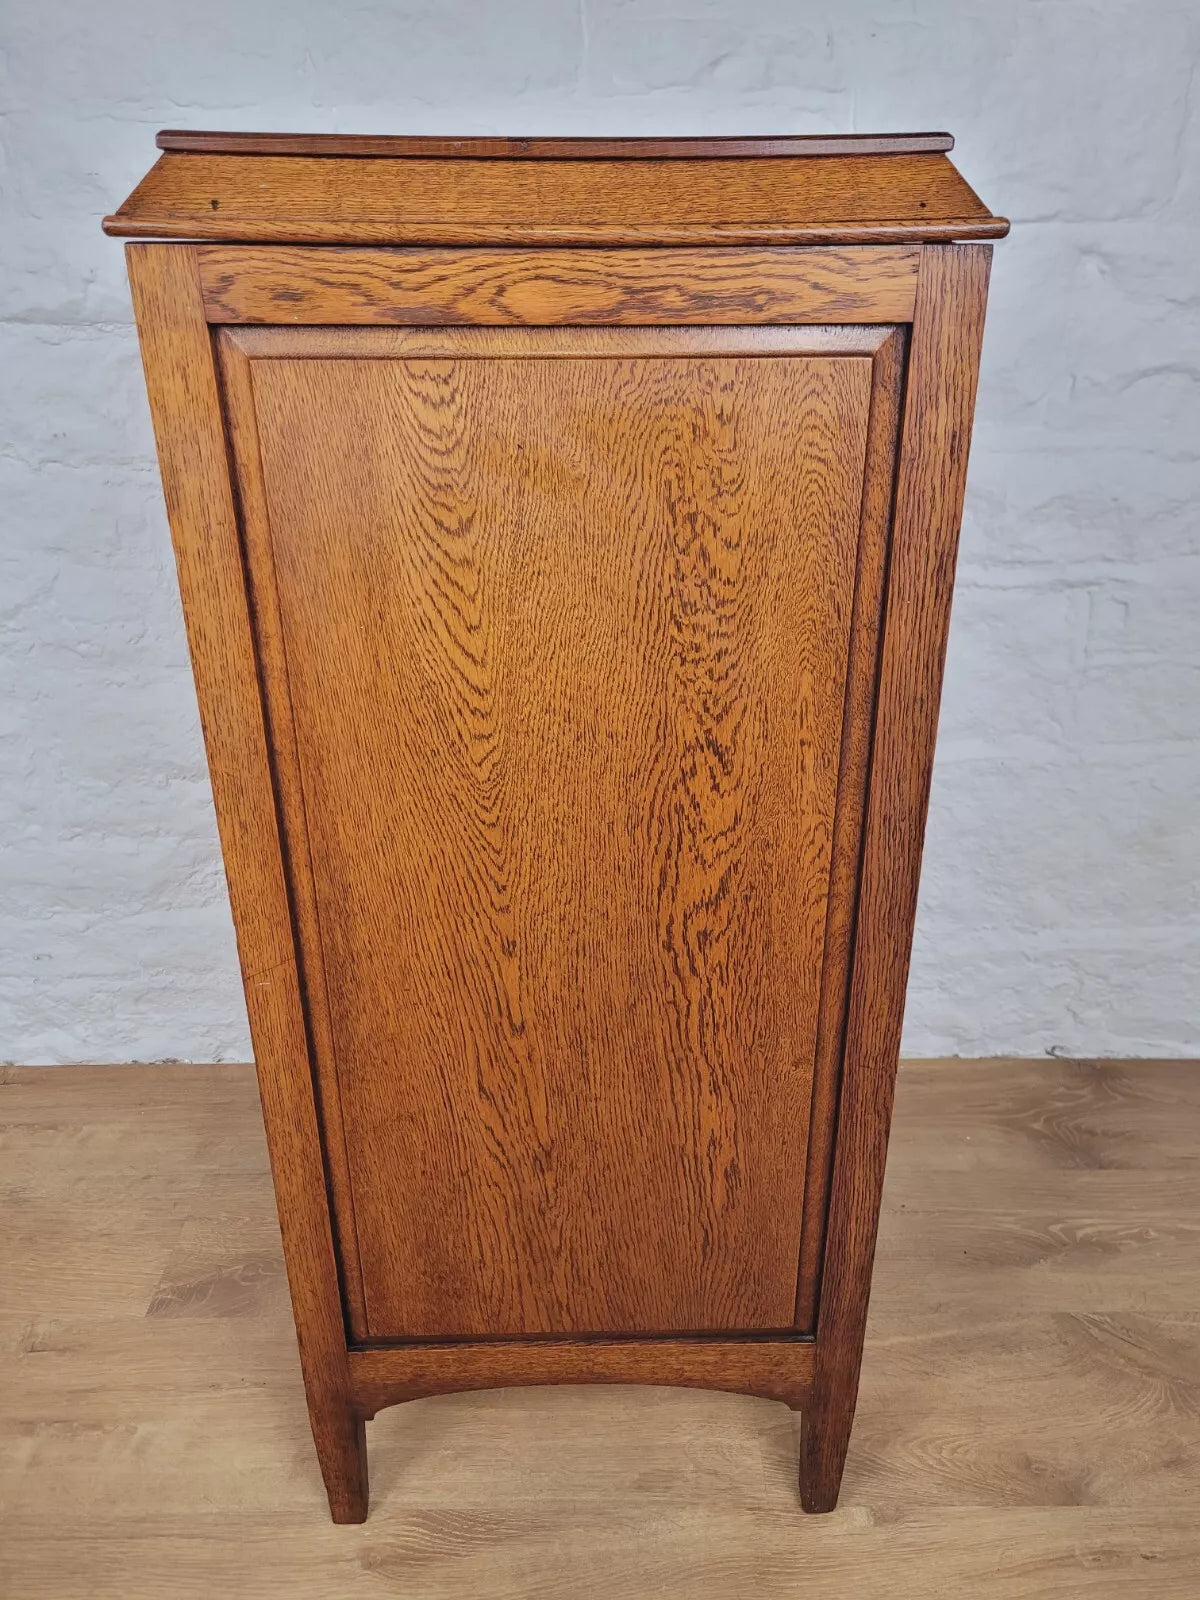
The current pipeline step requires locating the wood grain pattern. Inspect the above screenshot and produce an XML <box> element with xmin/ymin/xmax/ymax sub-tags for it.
<box><xmin>227</xmin><ymin>325</ymin><xmax>875</xmax><ymax>1341</ymax></box>
<box><xmin>6</xmin><ymin>1058</ymin><xmax>1200</xmax><ymax>1598</ymax></box>
<box><xmin>157</xmin><ymin>130</ymin><xmax>958</xmax><ymax>159</ymax></box>
<box><xmin>799</xmin><ymin>244</ymin><xmax>993</xmax><ymax>1513</ymax></box>
<box><xmin>220</xmin><ymin>316</ymin><xmax>899</xmax><ymax>1357</ymax></box>
<box><xmin>197</xmin><ymin>243</ymin><xmax>920</xmax><ymax>326</ymax></box>
<box><xmin>103</xmin><ymin>151</ymin><xmax>1008</xmax><ymax>245</ymax></box>
<box><xmin>123</xmin><ymin>243</ymin><xmax>367</xmax><ymax>1521</ymax></box>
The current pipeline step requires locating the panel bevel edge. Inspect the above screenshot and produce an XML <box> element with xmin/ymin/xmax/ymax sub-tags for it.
<box><xmin>793</xmin><ymin>323</ymin><xmax>909</xmax><ymax>1330</ymax></box>
<box><xmin>218</xmin><ymin>323</ymin><xmax>897</xmax><ymax>360</ymax></box>
<box><xmin>213</xmin><ymin>326</ymin><xmax>371</xmax><ymax>1340</ymax></box>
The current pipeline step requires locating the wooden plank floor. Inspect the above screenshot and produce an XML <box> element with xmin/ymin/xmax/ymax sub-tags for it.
<box><xmin>2</xmin><ymin>1058</ymin><xmax>1198</xmax><ymax>1598</ymax></box>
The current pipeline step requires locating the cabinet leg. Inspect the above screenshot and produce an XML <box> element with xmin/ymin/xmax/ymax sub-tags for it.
<box><xmin>309</xmin><ymin>1399</ymin><xmax>369</xmax><ymax>1523</ymax></box>
<box><xmin>797</xmin><ymin>1388</ymin><xmax>853</xmax><ymax>1514</ymax></box>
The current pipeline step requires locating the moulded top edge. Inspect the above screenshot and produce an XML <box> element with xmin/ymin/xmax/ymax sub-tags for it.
<box><xmin>104</xmin><ymin>134</ymin><xmax>1008</xmax><ymax>245</ymax></box>
<box><xmin>154</xmin><ymin>130</ymin><xmax>958</xmax><ymax>160</ymax></box>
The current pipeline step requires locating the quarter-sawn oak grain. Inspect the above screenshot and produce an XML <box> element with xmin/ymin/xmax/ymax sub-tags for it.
<box><xmin>110</xmin><ymin>135</ymin><xmax>1002</xmax><ymax>1523</ymax></box>
<box><xmin>197</xmin><ymin>244</ymin><xmax>920</xmax><ymax>325</ymax></box>
<box><xmin>236</xmin><ymin>332</ymin><xmax>871</xmax><ymax>1340</ymax></box>
<box><xmin>218</xmin><ymin>314</ymin><xmax>902</xmax><ymax>1357</ymax></box>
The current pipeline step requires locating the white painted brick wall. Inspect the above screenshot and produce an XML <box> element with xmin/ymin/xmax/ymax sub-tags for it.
<box><xmin>2</xmin><ymin>1</ymin><xmax>1197</xmax><ymax>1062</ymax></box>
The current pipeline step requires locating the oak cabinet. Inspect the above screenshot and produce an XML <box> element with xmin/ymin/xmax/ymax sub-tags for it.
<box><xmin>106</xmin><ymin>131</ymin><xmax>1005</xmax><ymax>1521</ymax></box>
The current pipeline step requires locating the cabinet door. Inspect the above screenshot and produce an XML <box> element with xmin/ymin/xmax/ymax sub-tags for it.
<box><xmin>217</xmin><ymin>324</ymin><xmax>900</xmax><ymax>1341</ymax></box>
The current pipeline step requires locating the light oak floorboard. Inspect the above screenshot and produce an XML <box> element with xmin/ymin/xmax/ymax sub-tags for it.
<box><xmin>1</xmin><ymin>1058</ymin><xmax>1197</xmax><ymax>1598</ymax></box>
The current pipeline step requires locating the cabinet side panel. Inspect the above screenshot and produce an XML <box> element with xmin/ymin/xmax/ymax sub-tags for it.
<box><xmin>238</xmin><ymin>335</ymin><xmax>875</xmax><ymax>1339</ymax></box>
<box><xmin>124</xmin><ymin>246</ymin><xmax>355</xmax><ymax>1419</ymax></box>
<box><xmin>809</xmin><ymin>245</ymin><xmax>992</xmax><ymax>1473</ymax></box>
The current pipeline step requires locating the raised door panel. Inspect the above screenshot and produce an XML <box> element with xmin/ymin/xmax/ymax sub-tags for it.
<box><xmin>218</xmin><ymin>325</ymin><xmax>882</xmax><ymax>1341</ymax></box>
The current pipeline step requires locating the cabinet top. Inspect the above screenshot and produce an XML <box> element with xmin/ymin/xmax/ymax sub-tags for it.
<box><xmin>104</xmin><ymin>130</ymin><xmax>1008</xmax><ymax>247</ymax></box>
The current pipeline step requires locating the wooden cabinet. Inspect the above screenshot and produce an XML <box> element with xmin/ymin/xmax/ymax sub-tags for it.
<box><xmin>106</xmin><ymin>131</ymin><xmax>1005</xmax><ymax>1521</ymax></box>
